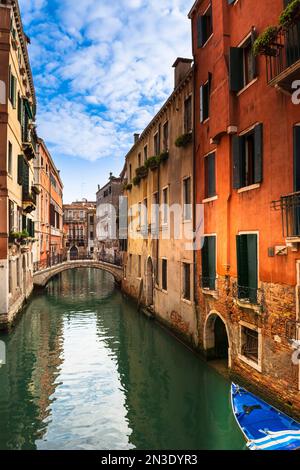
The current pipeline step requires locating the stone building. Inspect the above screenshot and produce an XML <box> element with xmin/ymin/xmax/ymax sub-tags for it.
<box><xmin>189</xmin><ymin>0</ymin><xmax>300</xmax><ymax>414</ymax></box>
<box><xmin>96</xmin><ymin>173</ymin><xmax>123</xmax><ymax>263</ymax></box>
<box><xmin>63</xmin><ymin>199</ymin><xmax>96</xmax><ymax>260</ymax></box>
<box><xmin>122</xmin><ymin>58</ymin><xmax>196</xmax><ymax>342</ymax></box>
<box><xmin>0</xmin><ymin>0</ymin><xmax>38</xmax><ymax>326</ymax></box>
<box><xmin>33</xmin><ymin>138</ymin><xmax>64</xmax><ymax>267</ymax></box>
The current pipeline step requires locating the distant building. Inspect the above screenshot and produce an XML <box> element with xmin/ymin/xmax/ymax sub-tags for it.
<box><xmin>63</xmin><ymin>199</ymin><xmax>96</xmax><ymax>259</ymax></box>
<box><xmin>34</xmin><ymin>138</ymin><xmax>63</xmax><ymax>266</ymax></box>
<box><xmin>96</xmin><ymin>173</ymin><xmax>123</xmax><ymax>263</ymax></box>
<box><xmin>0</xmin><ymin>0</ymin><xmax>38</xmax><ymax>325</ymax></box>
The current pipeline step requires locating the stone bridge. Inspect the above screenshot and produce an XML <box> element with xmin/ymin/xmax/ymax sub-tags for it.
<box><xmin>33</xmin><ymin>259</ymin><xmax>124</xmax><ymax>287</ymax></box>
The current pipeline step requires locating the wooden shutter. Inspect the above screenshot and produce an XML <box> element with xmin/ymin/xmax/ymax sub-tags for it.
<box><xmin>251</xmin><ymin>30</ymin><xmax>258</xmax><ymax>80</ymax></box>
<box><xmin>236</xmin><ymin>235</ymin><xmax>249</xmax><ymax>294</ymax></box>
<box><xmin>294</xmin><ymin>126</ymin><xmax>300</xmax><ymax>191</ymax></box>
<box><xmin>232</xmin><ymin>135</ymin><xmax>243</xmax><ymax>189</ymax></box>
<box><xmin>247</xmin><ymin>234</ymin><xmax>258</xmax><ymax>303</ymax></box>
<box><xmin>197</xmin><ymin>15</ymin><xmax>204</xmax><ymax>48</ymax></box>
<box><xmin>229</xmin><ymin>48</ymin><xmax>244</xmax><ymax>92</ymax></box>
<box><xmin>23</xmin><ymin>159</ymin><xmax>29</xmax><ymax>194</ymax></box>
<box><xmin>208</xmin><ymin>153</ymin><xmax>216</xmax><ymax>197</ymax></box>
<box><xmin>201</xmin><ymin>237</ymin><xmax>209</xmax><ymax>287</ymax></box>
<box><xmin>208</xmin><ymin>236</ymin><xmax>216</xmax><ymax>290</ymax></box>
<box><xmin>254</xmin><ymin>123</ymin><xmax>263</xmax><ymax>184</ymax></box>
<box><xmin>22</xmin><ymin>215</ymin><xmax>27</xmax><ymax>231</ymax></box>
<box><xmin>200</xmin><ymin>85</ymin><xmax>204</xmax><ymax>122</ymax></box>
<box><xmin>18</xmin><ymin>155</ymin><xmax>24</xmax><ymax>185</ymax></box>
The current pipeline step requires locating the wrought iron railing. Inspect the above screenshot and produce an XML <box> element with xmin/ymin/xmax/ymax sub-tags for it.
<box><xmin>33</xmin><ymin>254</ymin><xmax>67</xmax><ymax>273</ymax></box>
<box><xmin>272</xmin><ymin>191</ymin><xmax>300</xmax><ymax>238</ymax></box>
<box><xmin>266</xmin><ymin>22</ymin><xmax>300</xmax><ymax>84</ymax></box>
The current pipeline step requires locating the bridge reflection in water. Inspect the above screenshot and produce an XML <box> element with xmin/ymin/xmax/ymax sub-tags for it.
<box><xmin>0</xmin><ymin>268</ymin><xmax>245</xmax><ymax>450</ymax></box>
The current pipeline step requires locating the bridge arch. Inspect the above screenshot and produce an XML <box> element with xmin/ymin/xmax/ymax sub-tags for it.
<box><xmin>33</xmin><ymin>260</ymin><xmax>123</xmax><ymax>288</ymax></box>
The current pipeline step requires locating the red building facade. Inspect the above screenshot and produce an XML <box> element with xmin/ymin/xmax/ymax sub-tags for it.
<box><xmin>189</xmin><ymin>0</ymin><xmax>300</xmax><ymax>414</ymax></box>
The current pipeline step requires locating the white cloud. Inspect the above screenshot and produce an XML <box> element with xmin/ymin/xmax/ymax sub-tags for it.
<box><xmin>19</xmin><ymin>0</ymin><xmax>192</xmax><ymax>162</ymax></box>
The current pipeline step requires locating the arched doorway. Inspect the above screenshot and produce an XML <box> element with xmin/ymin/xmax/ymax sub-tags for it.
<box><xmin>146</xmin><ymin>257</ymin><xmax>154</xmax><ymax>306</ymax></box>
<box><xmin>204</xmin><ymin>312</ymin><xmax>230</xmax><ymax>366</ymax></box>
<box><xmin>70</xmin><ymin>246</ymin><xmax>79</xmax><ymax>260</ymax></box>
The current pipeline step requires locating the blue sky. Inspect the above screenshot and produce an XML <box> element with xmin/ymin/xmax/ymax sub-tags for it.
<box><xmin>19</xmin><ymin>0</ymin><xmax>192</xmax><ymax>203</ymax></box>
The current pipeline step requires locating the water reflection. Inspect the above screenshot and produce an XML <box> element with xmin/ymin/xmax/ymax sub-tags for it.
<box><xmin>0</xmin><ymin>269</ymin><xmax>245</xmax><ymax>450</ymax></box>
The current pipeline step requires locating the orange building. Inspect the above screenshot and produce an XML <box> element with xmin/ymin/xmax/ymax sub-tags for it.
<box><xmin>189</xmin><ymin>0</ymin><xmax>300</xmax><ymax>413</ymax></box>
<box><xmin>34</xmin><ymin>138</ymin><xmax>63</xmax><ymax>267</ymax></box>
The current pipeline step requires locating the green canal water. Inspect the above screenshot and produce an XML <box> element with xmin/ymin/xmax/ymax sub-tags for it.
<box><xmin>0</xmin><ymin>269</ymin><xmax>245</xmax><ymax>450</ymax></box>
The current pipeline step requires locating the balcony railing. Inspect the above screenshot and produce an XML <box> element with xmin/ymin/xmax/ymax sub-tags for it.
<box><xmin>266</xmin><ymin>22</ymin><xmax>300</xmax><ymax>92</ymax></box>
<box><xmin>272</xmin><ymin>191</ymin><xmax>300</xmax><ymax>238</ymax></box>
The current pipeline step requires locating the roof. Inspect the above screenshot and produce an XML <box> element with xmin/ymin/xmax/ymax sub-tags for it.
<box><xmin>188</xmin><ymin>0</ymin><xmax>201</xmax><ymax>18</ymax></box>
<box><xmin>38</xmin><ymin>138</ymin><xmax>63</xmax><ymax>189</ymax></box>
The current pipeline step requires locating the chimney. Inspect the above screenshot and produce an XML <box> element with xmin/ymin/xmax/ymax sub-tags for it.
<box><xmin>172</xmin><ymin>58</ymin><xmax>193</xmax><ymax>88</ymax></box>
<box><xmin>134</xmin><ymin>133</ymin><xmax>140</xmax><ymax>144</ymax></box>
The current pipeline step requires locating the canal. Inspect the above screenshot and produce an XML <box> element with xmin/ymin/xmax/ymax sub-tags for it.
<box><xmin>0</xmin><ymin>268</ymin><xmax>245</xmax><ymax>450</ymax></box>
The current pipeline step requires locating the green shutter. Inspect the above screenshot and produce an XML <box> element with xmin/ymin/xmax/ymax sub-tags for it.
<box><xmin>294</xmin><ymin>126</ymin><xmax>300</xmax><ymax>191</ymax></box>
<box><xmin>229</xmin><ymin>47</ymin><xmax>244</xmax><ymax>92</ymax></box>
<box><xmin>254</xmin><ymin>123</ymin><xmax>263</xmax><ymax>184</ymax></box>
<box><xmin>18</xmin><ymin>155</ymin><xmax>24</xmax><ymax>185</ymax></box>
<box><xmin>208</xmin><ymin>152</ymin><xmax>216</xmax><ymax>197</ymax></box>
<box><xmin>247</xmin><ymin>234</ymin><xmax>258</xmax><ymax>303</ymax></box>
<box><xmin>202</xmin><ymin>237</ymin><xmax>209</xmax><ymax>287</ymax></box>
<box><xmin>208</xmin><ymin>236</ymin><xmax>216</xmax><ymax>290</ymax></box>
<box><xmin>200</xmin><ymin>85</ymin><xmax>204</xmax><ymax>122</ymax></box>
<box><xmin>232</xmin><ymin>135</ymin><xmax>243</xmax><ymax>189</ymax></box>
<box><xmin>22</xmin><ymin>215</ymin><xmax>27</xmax><ymax>231</ymax></box>
<box><xmin>197</xmin><ymin>15</ymin><xmax>204</xmax><ymax>48</ymax></box>
<box><xmin>23</xmin><ymin>159</ymin><xmax>29</xmax><ymax>194</ymax></box>
<box><xmin>236</xmin><ymin>235</ymin><xmax>249</xmax><ymax>297</ymax></box>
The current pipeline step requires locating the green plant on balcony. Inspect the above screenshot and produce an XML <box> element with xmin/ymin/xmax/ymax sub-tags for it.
<box><xmin>253</xmin><ymin>26</ymin><xmax>279</xmax><ymax>56</ymax></box>
<box><xmin>123</xmin><ymin>183</ymin><xmax>132</xmax><ymax>191</ymax></box>
<box><xmin>280</xmin><ymin>0</ymin><xmax>300</xmax><ymax>28</ymax></box>
<box><xmin>9</xmin><ymin>231</ymin><xmax>21</xmax><ymax>244</ymax></box>
<box><xmin>135</xmin><ymin>165</ymin><xmax>148</xmax><ymax>178</ymax></box>
<box><xmin>175</xmin><ymin>133</ymin><xmax>193</xmax><ymax>148</ymax></box>
<box><xmin>145</xmin><ymin>156</ymin><xmax>160</xmax><ymax>170</ymax></box>
<box><xmin>158</xmin><ymin>150</ymin><xmax>169</xmax><ymax>163</ymax></box>
<box><xmin>133</xmin><ymin>175</ymin><xmax>141</xmax><ymax>186</ymax></box>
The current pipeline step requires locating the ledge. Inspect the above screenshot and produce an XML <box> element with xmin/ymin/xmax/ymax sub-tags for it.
<box><xmin>235</xmin><ymin>298</ymin><xmax>260</xmax><ymax>313</ymax></box>
<box><xmin>202</xmin><ymin>195</ymin><xmax>218</xmax><ymax>204</ymax></box>
<box><xmin>237</xmin><ymin>183</ymin><xmax>260</xmax><ymax>194</ymax></box>
<box><xmin>202</xmin><ymin>288</ymin><xmax>218</xmax><ymax>299</ymax></box>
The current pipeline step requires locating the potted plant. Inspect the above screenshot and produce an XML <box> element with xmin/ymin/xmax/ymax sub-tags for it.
<box><xmin>9</xmin><ymin>231</ymin><xmax>21</xmax><ymax>244</ymax></box>
<box><xmin>133</xmin><ymin>175</ymin><xmax>141</xmax><ymax>186</ymax></box>
<box><xmin>279</xmin><ymin>0</ymin><xmax>300</xmax><ymax>28</ymax></box>
<box><xmin>135</xmin><ymin>165</ymin><xmax>148</xmax><ymax>178</ymax></box>
<box><xmin>175</xmin><ymin>133</ymin><xmax>193</xmax><ymax>148</ymax></box>
<box><xmin>159</xmin><ymin>150</ymin><xmax>169</xmax><ymax>163</ymax></box>
<box><xmin>253</xmin><ymin>26</ymin><xmax>279</xmax><ymax>56</ymax></box>
<box><xmin>20</xmin><ymin>230</ymin><xmax>29</xmax><ymax>245</ymax></box>
<box><xmin>145</xmin><ymin>156</ymin><xmax>160</xmax><ymax>170</ymax></box>
<box><xmin>123</xmin><ymin>183</ymin><xmax>132</xmax><ymax>191</ymax></box>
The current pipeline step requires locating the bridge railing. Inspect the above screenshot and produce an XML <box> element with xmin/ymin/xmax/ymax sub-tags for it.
<box><xmin>33</xmin><ymin>253</ymin><xmax>123</xmax><ymax>274</ymax></box>
<box><xmin>97</xmin><ymin>253</ymin><xmax>123</xmax><ymax>267</ymax></box>
<box><xmin>33</xmin><ymin>254</ymin><xmax>67</xmax><ymax>273</ymax></box>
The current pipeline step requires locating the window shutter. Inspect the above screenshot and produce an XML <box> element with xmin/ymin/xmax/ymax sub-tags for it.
<box><xmin>200</xmin><ymin>85</ymin><xmax>204</xmax><ymax>122</ymax></box>
<box><xmin>254</xmin><ymin>123</ymin><xmax>263</xmax><ymax>184</ymax></box>
<box><xmin>23</xmin><ymin>159</ymin><xmax>29</xmax><ymax>194</ymax></box>
<box><xmin>236</xmin><ymin>235</ymin><xmax>249</xmax><ymax>295</ymax></box>
<box><xmin>229</xmin><ymin>47</ymin><xmax>244</xmax><ymax>92</ymax></box>
<box><xmin>251</xmin><ymin>30</ymin><xmax>258</xmax><ymax>80</ymax></box>
<box><xmin>197</xmin><ymin>15</ymin><xmax>204</xmax><ymax>48</ymax></box>
<box><xmin>232</xmin><ymin>135</ymin><xmax>242</xmax><ymax>189</ymax></box>
<box><xmin>201</xmin><ymin>237</ymin><xmax>209</xmax><ymax>288</ymax></box>
<box><xmin>247</xmin><ymin>234</ymin><xmax>258</xmax><ymax>303</ymax></box>
<box><xmin>294</xmin><ymin>126</ymin><xmax>300</xmax><ymax>191</ymax></box>
<box><xmin>22</xmin><ymin>215</ymin><xmax>27</xmax><ymax>231</ymax></box>
<box><xmin>208</xmin><ymin>236</ymin><xmax>216</xmax><ymax>290</ymax></box>
<box><xmin>228</xmin><ymin>0</ymin><xmax>236</xmax><ymax>4</ymax></box>
<box><xmin>18</xmin><ymin>155</ymin><xmax>24</xmax><ymax>185</ymax></box>
<box><xmin>208</xmin><ymin>153</ymin><xmax>216</xmax><ymax>197</ymax></box>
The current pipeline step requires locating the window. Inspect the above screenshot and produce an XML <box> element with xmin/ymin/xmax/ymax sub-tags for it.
<box><xmin>229</xmin><ymin>32</ymin><xmax>257</xmax><ymax>92</ymax></box>
<box><xmin>200</xmin><ymin>75</ymin><xmax>211</xmax><ymax>122</ymax></box>
<box><xmin>90</xmin><ymin>215</ymin><xmax>94</xmax><ymax>224</ymax></box>
<box><xmin>152</xmin><ymin>192</ymin><xmax>159</xmax><ymax>235</ymax></box>
<box><xmin>17</xmin><ymin>92</ymin><xmax>22</xmax><ymax>122</ymax></box>
<box><xmin>16</xmin><ymin>258</ymin><xmax>20</xmax><ymax>288</ymax></box>
<box><xmin>241</xmin><ymin>326</ymin><xmax>259</xmax><ymax>364</ymax></box>
<box><xmin>90</xmin><ymin>232</ymin><xmax>94</xmax><ymax>239</ymax></box>
<box><xmin>129</xmin><ymin>254</ymin><xmax>132</xmax><ymax>273</ymax></box>
<box><xmin>204</xmin><ymin>152</ymin><xmax>216</xmax><ymax>198</ymax></box>
<box><xmin>182</xmin><ymin>262</ymin><xmax>191</xmax><ymax>301</ymax></box>
<box><xmin>162</xmin><ymin>187</ymin><xmax>168</xmax><ymax>225</ymax></box>
<box><xmin>163</xmin><ymin>122</ymin><xmax>169</xmax><ymax>151</ymax></box>
<box><xmin>80</xmin><ymin>211</ymin><xmax>84</xmax><ymax>219</ymax></box>
<box><xmin>8</xmin><ymin>141</ymin><xmax>12</xmax><ymax>175</ymax></box>
<box><xmin>138</xmin><ymin>255</ymin><xmax>142</xmax><ymax>278</ymax></box>
<box><xmin>154</xmin><ymin>133</ymin><xmax>160</xmax><ymax>156</ymax></box>
<box><xmin>197</xmin><ymin>4</ymin><xmax>213</xmax><ymax>48</ymax></box>
<box><xmin>142</xmin><ymin>198</ymin><xmax>148</xmax><ymax>235</ymax></box>
<box><xmin>9</xmin><ymin>200</ymin><xmax>14</xmax><ymax>232</ymax></box>
<box><xmin>9</xmin><ymin>68</ymin><xmax>16</xmax><ymax>107</ymax></box>
<box><xmin>202</xmin><ymin>236</ymin><xmax>216</xmax><ymax>290</ymax></box>
<box><xmin>236</xmin><ymin>234</ymin><xmax>258</xmax><ymax>304</ymax></box>
<box><xmin>138</xmin><ymin>202</ymin><xmax>142</xmax><ymax>227</ymax></box>
<box><xmin>129</xmin><ymin>164</ymin><xmax>132</xmax><ymax>181</ymax></box>
<box><xmin>9</xmin><ymin>261</ymin><xmax>12</xmax><ymax>294</ymax></box>
<box><xmin>184</xmin><ymin>96</ymin><xmax>192</xmax><ymax>133</ymax></box>
<box><xmin>144</xmin><ymin>145</ymin><xmax>148</xmax><ymax>162</ymax></box>
<box><xmin>162</xmin><ymin>259</ymin><xmax>168</xmax><ymax>291</ymax></box>
<box><xmin>233</xmin><ymin>124</ymin><xmax>263</xmax><ymax>189</ymax></box>
<box><xmin>183</xmin><ymin>177</ymin><xmax>192</xmax><ymax>220</ymax></box>
<box><xmin>138</xmin><ymin>153</ymin><xmax>141</xmax><ymax>167</ymax></box>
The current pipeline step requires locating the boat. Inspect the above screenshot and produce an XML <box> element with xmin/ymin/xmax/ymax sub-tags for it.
<box><xmin>231</xmin><ymin>383</ymin><xmax>300</xmax><ymax>450</ymax></box>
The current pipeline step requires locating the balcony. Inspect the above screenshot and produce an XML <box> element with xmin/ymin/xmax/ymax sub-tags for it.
<box><xmin>266</xmin><ymin>22</ymin><xmax>300</xmax><ymax>93</ymax></box>
<box><xmin>22</xmin><ymin>128</ymin><xmax>36</xmax><ymax>161</ymax></box>
<box><xmin>272</xmin><ymin>191</ymin><xmax>300</xmax><ymax>241</ymax></box>
<box><xmin>22</xmin><ymin>190</ymin><xmax>36</xmax><ymax>213</ymax></box>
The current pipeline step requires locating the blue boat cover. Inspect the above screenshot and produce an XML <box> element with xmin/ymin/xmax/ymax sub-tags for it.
<box><xmin>231</xmin><ymin>383</ymin><xmax>300</xmax><ymax>450</ymax></box>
